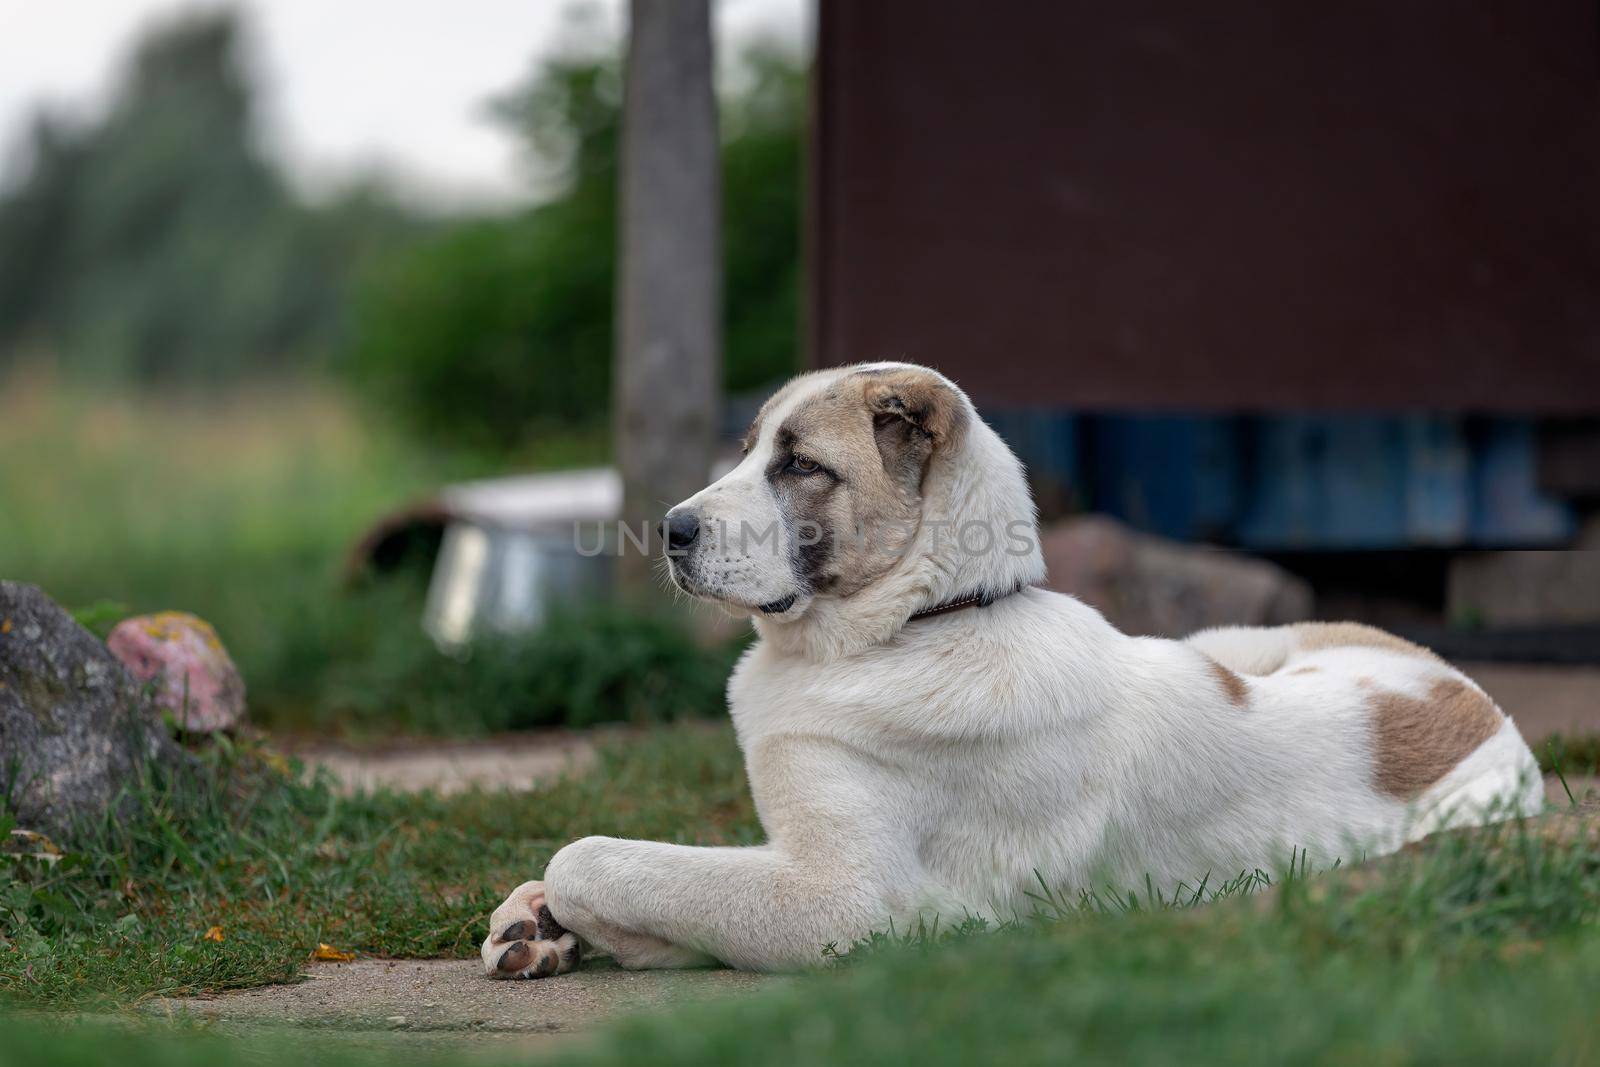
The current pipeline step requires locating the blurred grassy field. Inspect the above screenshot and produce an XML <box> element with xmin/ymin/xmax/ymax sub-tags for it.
<box><xmin>0</xmin><ymin>372</ymin><xmax>738</xmax><ymax>735</ymax></box>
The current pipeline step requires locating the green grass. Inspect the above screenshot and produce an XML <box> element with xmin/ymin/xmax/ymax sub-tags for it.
<box><xmin>567</xmin><ymin>837</ymin><xmax>1600</xmax><ymax>1065</ymax></box>
<box><xmin>1</xmin><ymin>723</ymin><xmax>759</xmax><ymax>1010</ymax></box>
<box><xmin>301</xmin><ymin>599</ymin><xmax>747</xmax><ymax>735</ymax></box>
<box><xmin>1541</xmin><ymin>733</ymin><xmax>1600</xmax><ymax>782</ymax></box>
<box><xmin>559</xmin><ymin>792</ymin><xmax>1600</xmax><ymax>1066</ymax></box>
<box><xmin>3</xmin><ymin>721</ymin><xmax>1598</xmax><ymax>1064</ymax></box>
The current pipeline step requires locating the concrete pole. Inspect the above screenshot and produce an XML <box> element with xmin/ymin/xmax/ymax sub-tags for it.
<box><xmin>614</xmin><ymin>0</ymin><xmax>721</xmax><ymax>593</ymax></box>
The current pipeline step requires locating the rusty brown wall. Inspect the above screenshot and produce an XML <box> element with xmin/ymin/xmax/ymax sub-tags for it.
<box><xmin>810</xmin><ymin>1</ymin><xmax>1600</xmax><ymax>412</ymax></box>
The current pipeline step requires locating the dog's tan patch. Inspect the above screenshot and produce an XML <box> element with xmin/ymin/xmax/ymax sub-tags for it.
<box><xmin>1287</xmin><ymin>666</ymin><xmax>1320</xmax><ymax>676</ymax></box>
<box><xmin>858</xmin><ymin>368</ymin><xmax>968</xmax><ymax>451</ymax></box>
<box><xmin>1292</xmin><ymin>622</ymin><xmax>1442</xmax><ymax>664</ymax></box>
<box><xmin>767</xmin><ymin>369</ymin><xmax>968</xmax><ymax>599</ymax></box>
<box><xmin>778</xmin><ymin>384</ymin><xmax>887</xmax><ymax>479</ymax></box>
<box><xmin>1206</xmin><ymin>657</ymin><xmax>1249</xmax><ymax>707</ymax></box>
<box><xmin>742</xmin><ymin>369</ymin><xmax>837</xmax><ymax>453</ymax></box>
<box><xmin>775</xmin><ymin>383</ymin><xmax>914</xmax><ymax>597</ymax></box>
<box><xmin>1369</xmin><ymin>678</ymin><xmax>1503</xmax><ymax>798</ymax></box>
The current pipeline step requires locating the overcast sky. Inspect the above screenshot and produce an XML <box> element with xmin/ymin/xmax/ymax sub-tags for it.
<box><xmin>0</xmin><ymin>0</ymin><xmax>805</xmax><ymax>211</ymax></box>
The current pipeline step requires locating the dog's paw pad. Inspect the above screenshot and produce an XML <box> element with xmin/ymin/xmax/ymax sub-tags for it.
<box><xmin>496</xmin><ymin>941</ymin><xmax>532</xmax><ymax>972</ymax></box>
<box><xmin>482</xmin><ymin>882</ymin><xmax>582</xmax><ymax>980</ymax></box>
<box><xmin>489</xmin><ymin>931</ymin><xmax>579</xmax><ymax>979</ymax></box>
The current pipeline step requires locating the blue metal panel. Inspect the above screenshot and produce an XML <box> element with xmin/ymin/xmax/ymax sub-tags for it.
<box><xmin>1086</xmin><ymin>416</ymin><xmax>1243</xmax><ymax>542</ymax></box>
<box><xmin>1402</xmin><ymin>417</ymin><xmax>1472</xmax><ymax>545</ymax></box>
<box><xmin>1471</xmin><ymin>421</ymin><xmax>1575</xmax><ymax>545</ymax></box>
<box><xmin>1236</xmin><ymin>417</ymin><xmax>1410</xmax><ymax>549</ymax></box>
<box><xmin>986</xmin><ymin>410</ymin><xmax>1080</xmax><ymax>499</ymax></box>
<box><xmin>988</xmin><ymin>409</ymin><xmax>1575</xmax><ymax>550</ymax></box>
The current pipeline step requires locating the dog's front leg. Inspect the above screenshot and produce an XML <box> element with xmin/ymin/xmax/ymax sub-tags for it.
<box><xmin>482</xmin><ymin>839</ymin><xmax>893</xmax><ymax>976</ymax></box>
<box><xmin>480</xmin><ymin>874</ymin><xmax>709</xmax><ymax>978</ymax></box>
<box><xmin>482</xmin><ymin>740</ymin><xmax>909</xmax><ymax>977</ymax></box>
<box><xmin>543</xmin><ymin>836</ymin><xmax>889</xmax><ymax>972</ymax></box>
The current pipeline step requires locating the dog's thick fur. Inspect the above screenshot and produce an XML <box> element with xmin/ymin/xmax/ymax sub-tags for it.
<box><xmin>482</xmin><ymin>363</ymin><xmax>1543</xmax><ymax>977</ymax></box>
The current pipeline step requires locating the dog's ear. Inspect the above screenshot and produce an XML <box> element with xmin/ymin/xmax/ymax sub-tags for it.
<box><xmin>861</xmin><ymin>368</ymin><xmax>968</xmax><ymax>491</ymax></box>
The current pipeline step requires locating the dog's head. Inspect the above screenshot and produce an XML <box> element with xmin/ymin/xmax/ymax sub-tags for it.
<box><xmin>662</xmin><ymin>363</ymin><xmax>985</xmax><ymax>622</ymax></box>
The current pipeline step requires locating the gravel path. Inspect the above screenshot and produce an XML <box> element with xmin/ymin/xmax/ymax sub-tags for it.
<box><xmin>289</xmin><ymin>732</ymin><xmax>598</xmax><ymax>796</ymax></box>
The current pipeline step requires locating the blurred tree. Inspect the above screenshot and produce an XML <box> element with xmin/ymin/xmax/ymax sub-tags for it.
<box><xmin>0</xmin><ymin>113</ymin><xmax>87</xmax><ymax>353</ymax></box>
<box><xmin>615</xmin><ymin>0</ymin><xmax>721</xmax><ymax>591</ymax></box>
<box><xmin>0</xmin><ymin>11</ymin><xmax>414</xmax><ymax>383</ymax></box>
<box><xmin>720</xmin><ymin>44</ymin><xmax>806</xmax><ymax>397</ymax></box>
<box><xmin>346</xmin><ymin>30</ymin><xmax>619</xmax><ymax>451</ymax></box>
<box><xmin>344</xmin><ymin>15</ymin><xmax>804</xmax><ymax>454</ymax></box>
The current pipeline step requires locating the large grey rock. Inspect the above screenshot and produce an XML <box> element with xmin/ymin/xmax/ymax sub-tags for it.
<box><xmin>1041</xmin><ymin>515</ymin><xmax>1314</xmax><ymax>638</ymax></box>
<box><xmin>0</xmin><ymin>581</ymin><xmax>181</xmax><ymax>841</ymax></box>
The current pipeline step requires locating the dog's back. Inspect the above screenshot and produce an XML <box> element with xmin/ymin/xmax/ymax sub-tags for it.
<box><xmin>1187</xmin><ymin>621</ymin><xmax>1543</xmax><ymax>839</ymax></box>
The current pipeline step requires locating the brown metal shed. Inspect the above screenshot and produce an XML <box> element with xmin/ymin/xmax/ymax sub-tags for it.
<box><xmin>809</xmin><ymin>0</ymin><xmax>1600</xmax><ymax>414</ymax></box>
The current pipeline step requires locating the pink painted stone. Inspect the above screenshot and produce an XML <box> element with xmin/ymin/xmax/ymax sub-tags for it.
<box><xmin>106</xmin><ymin>612</ymin><xmax>247</xmax><ymax>733</ymax></box>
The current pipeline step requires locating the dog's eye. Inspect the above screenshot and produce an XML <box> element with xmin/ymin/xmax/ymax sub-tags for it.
<box><xmin>788</xmin><ymin>456</ymin><xmax>821</xmax><ymax>475</ymax></box>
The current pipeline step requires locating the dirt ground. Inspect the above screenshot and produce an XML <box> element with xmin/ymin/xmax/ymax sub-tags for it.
<box><xmin>288</xmin><ymin>731</ymin><xmax>599</xmax><ymax>796</ymax></box>
<box><xmin>144</xmin><ymin>958</ymin><xmax>784</xmax><ymax>1053</ymax></box>
<box><xmin>1458</xmin><ymin>662</ymin><xmax>1600</xmax><ymax>743</ymax></box>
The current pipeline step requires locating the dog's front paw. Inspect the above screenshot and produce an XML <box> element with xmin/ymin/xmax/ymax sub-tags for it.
<box><xmin>481</xmin><ymin>880</ymin><xmax>581</xmax><ymax>979</ymax></box>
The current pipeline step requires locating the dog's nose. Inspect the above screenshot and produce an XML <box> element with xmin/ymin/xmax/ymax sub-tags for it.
<box><xmin>661</xmin><ymin>511</ymin><xmax>700</xmax><ymax>551</ymax></box>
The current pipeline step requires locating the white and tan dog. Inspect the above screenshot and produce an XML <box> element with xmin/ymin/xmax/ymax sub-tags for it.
<box><xmin>482</xmin><ymin>362</ymin><xmax>1543</xmax><ymax>978</ymax></box>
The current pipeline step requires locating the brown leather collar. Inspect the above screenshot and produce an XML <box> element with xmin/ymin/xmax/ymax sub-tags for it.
<box><xmin>906</xmin><ymin>583</ymin><xmax>1028</xmax><ymax>624</ymax></box>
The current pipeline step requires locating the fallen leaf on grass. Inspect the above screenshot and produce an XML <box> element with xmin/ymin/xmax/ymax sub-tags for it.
<box><xmin>4</xmin><ymin>829</ymin><xmax>63</xmax><ymax>858</ymax></box>
<box><xmin>313</xmin><ymin>943</ymin><xmax>356</xmax><ymax>962</ymax></box>
<box><xmin>203</xmin><ymin>926</ymin><xmax>225</xmax><ymax>943</ymax></box>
